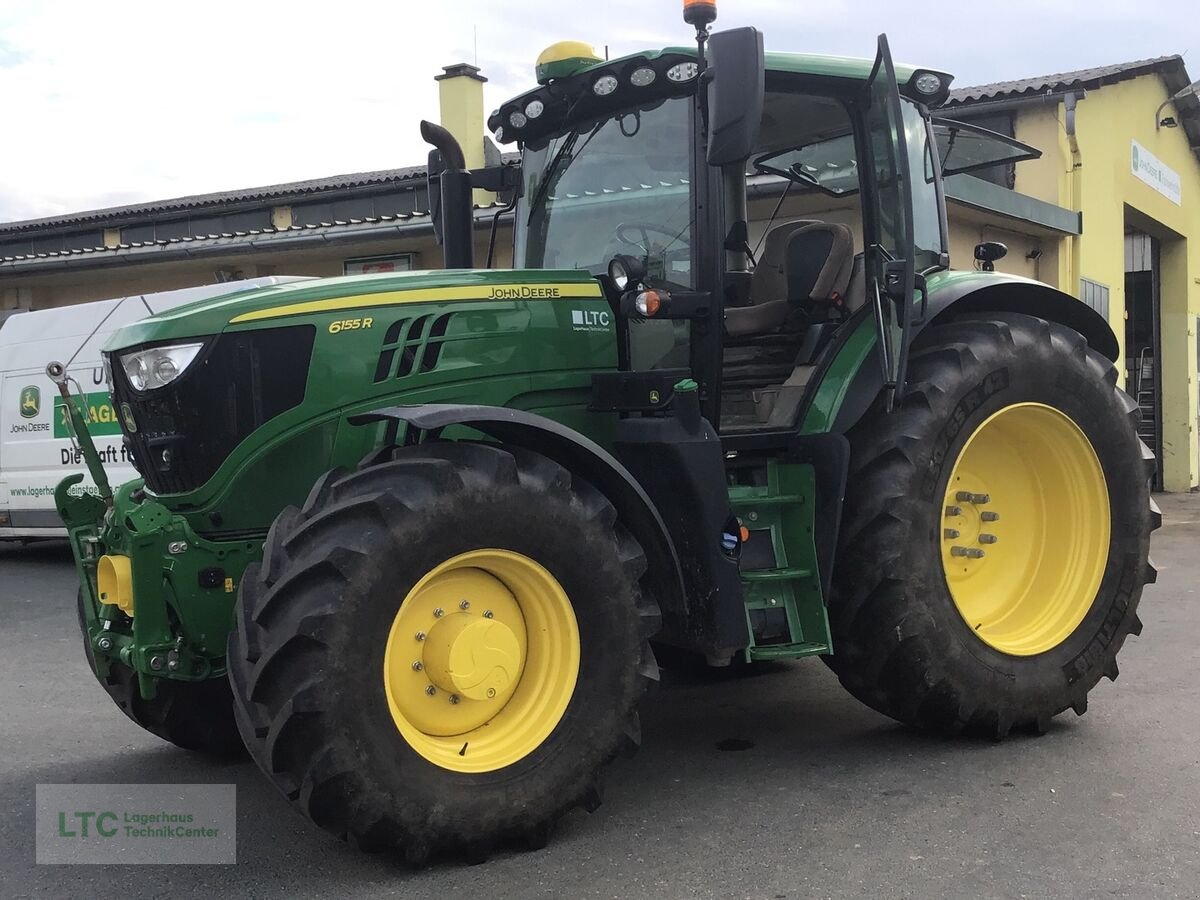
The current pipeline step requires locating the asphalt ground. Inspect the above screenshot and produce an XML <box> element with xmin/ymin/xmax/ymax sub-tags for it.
<box><xmin>1</xmin><ymin>494</ymin><xmax>1198</xmax><ymax>900</ymax></box>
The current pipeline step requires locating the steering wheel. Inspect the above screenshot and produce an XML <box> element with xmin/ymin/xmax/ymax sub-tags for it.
<box><xmin>615</xmin><ymin>222</ymin><xmax>689</xmax><ymax>255</ymax></box>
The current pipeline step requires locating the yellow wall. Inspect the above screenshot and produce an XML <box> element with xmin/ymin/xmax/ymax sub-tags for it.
<box><xmin>1015</xmin><ymin>75</ymin><xmax>1200</xmax><ymax>490</ymax></box>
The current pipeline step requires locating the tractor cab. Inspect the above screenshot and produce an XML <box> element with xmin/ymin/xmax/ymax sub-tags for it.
<box><xmin>485</xmin><ymin>25</ymin><xmax>1037</xmax><ymax>433</ymax></box>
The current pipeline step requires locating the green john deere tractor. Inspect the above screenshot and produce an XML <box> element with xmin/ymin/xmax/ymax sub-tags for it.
<box><xmin>56</xmin><ymin>2</ymin><xmax>1157</xmax><ymax>862</ymax></box>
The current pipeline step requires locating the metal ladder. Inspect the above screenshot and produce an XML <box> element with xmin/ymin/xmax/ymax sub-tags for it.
<box><xmin>1135</xmin><ymin>347</ymin><xmax>1157</xmax><ymax>448</ymax></box>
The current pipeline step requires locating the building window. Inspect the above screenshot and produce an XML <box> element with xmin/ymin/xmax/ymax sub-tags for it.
<box><xmin>1079</xmin><ymin>277</ymin><xmax>1110</xmax><ymax>319</ymax></box>
<box><xmin>344</xmin><ymin>253</ymin><xmax>415</xmax><ymax>276</ymax></box>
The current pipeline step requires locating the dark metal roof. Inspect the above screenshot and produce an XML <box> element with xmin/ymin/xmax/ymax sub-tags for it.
<box><xmin>946</xmin><ymin>55</ymin><xmax>1187</xmax><ymax>105</ymax></box>
<box><xmin>946</xmin><ymin>55</ymin><xmax>1200</xmax><ymax>166</ymax></box>
<box><xmin>0</xmin><ymin>165</ymin><xmax>432</xmax><ymax>236</ymax></box>
<box><xmin>0</xmin><ymin>201</ymin><xmax>511</xmax><ymax>272</ymax></box>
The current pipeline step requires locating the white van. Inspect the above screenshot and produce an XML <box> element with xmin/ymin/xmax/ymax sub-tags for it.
<box><xmin>0</xmin><ymin>277</ymin><xmax>310</xmax><ymax>540</ymax></box>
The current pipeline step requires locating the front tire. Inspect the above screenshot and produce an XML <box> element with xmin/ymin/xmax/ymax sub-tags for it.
<box><xmin>227</xmin><ymin>441</ymin><xmax>659</xmax><ymax>861</ymax></box>
<box><xmin>77</xmin><ymin>591</ymin><xmax>244</xmax><ymax>758</ymax></box>
<box><xmin>828</xmin><ymin>313</ymin><xmax>1158</xmax><ymax>738</ymax></box>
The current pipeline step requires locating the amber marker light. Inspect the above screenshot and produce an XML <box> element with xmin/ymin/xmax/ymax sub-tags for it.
<box><xmin>635</xmin><ymin>290</ymin><xmax>664</xmax><ymax>317</ymax></box>
<box><xmin>683</xmin><ymin>0</ymin><xmax>717</xmax><ymax>27</ymax></box>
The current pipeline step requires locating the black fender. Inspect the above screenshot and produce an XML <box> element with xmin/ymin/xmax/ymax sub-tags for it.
<box><xmin>923</xmin><ymin>274</ymin><xmax>1119</xmax><ymax>361</ymax></box>
<box><xmin>832</xmin><ymin>274</ymin><xmax>1119</xmax><ymax>433</ymax></box>
<box><xmin>349</xmin><ymin>404</ymin><xmax>687</xmax><ymax>622</ymax></box>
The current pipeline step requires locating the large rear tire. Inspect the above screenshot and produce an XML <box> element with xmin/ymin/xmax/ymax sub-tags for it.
<box><xmin>77</xmin><ymin>591</ymin><xmax>244</xmax><ymax>758</ymax></box>
<box><xmin>227</xmin><ymin>441</ymin><xmax>659</xmax><ymax>862</ymax></box>
<box><xmin>827</xmin><ymin>313</ymin><xmax>1158</xmax><ymax>738</ymax></box>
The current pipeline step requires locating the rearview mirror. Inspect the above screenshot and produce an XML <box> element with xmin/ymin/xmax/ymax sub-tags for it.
<box><xmin>705</xmin><ymin>27</ymin><xmax>765</xmax><ymax>166</ymax></box>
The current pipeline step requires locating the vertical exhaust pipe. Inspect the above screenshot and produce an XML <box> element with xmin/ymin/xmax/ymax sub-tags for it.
<box><xmin>421</xmin><ymin>120</ymin><xmax>475</xmax><ymax>270</ymax></box>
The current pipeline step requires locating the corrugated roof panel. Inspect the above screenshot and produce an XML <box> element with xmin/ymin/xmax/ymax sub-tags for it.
<box><xmin>947</xmin><ymin>55</ymin><xmax>1184</xmax><ymax>104</ymax></box>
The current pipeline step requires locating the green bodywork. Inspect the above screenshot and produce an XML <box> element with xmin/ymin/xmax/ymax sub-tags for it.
<box><xmin>103</xmin><ymin>268</ymin><xmax>615</xmax><ymax>533</ymax></box>
<box><xmin>58</xmin><ymin>261</ymin><xmax>888</xmax><ymax>692</ymax></box>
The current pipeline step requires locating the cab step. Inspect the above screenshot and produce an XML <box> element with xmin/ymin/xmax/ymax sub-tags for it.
<box><xmin>728</xmin><ymin>461</ymin><xmax>832</xmax><ymax>662</ymax></box>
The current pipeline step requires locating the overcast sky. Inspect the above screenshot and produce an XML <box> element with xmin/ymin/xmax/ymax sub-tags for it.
<box><xmin>1</xmin><ymin>0</ymin><xmax>1196</xmax><ymax>223</ymax></box>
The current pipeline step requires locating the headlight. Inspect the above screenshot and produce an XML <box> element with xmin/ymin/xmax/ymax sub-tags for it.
<box><xmin>119</xmin><ymin>342</ymin><xmax>203</xmax><ymax>391</ymax></box>
<box><xmin>666</xmin><ymin>62</ymin><xmax>698</xmax><ymax>83</ymax></box>
<box><xmin>608</xmin><ymin>254</ymin><xmax>646</xmax><ymax>292</ymax></box>
<box><xmin>593</xmin><ymin>74</ymin><xmax>618</xmax><ymax>96</ymax></box>
<box><xmin>630</xmin><ymin>66</ymin><xmax>656</xmax><ymax>87</ymax></box>
<box><xmin>609</xmin><ymin>258</ymin><xmax>631</xmax><ymax>291</ymax></box>
<box><xmin>913</xmin><ymin>73</ymin><xmax>943</xmax><ymax>96</ymax></box>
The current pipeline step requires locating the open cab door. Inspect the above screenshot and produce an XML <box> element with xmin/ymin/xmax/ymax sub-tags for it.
<box><xmin>862</xmin><ymin>35</ymin><xmax>916</xmax><ymax>408</ymax></box>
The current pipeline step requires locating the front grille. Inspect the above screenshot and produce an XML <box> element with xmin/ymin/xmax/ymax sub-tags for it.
<box><xmin>109</xmin><ymin>325</ymin><xmax>315</xmax><ymax>495</ymax></box>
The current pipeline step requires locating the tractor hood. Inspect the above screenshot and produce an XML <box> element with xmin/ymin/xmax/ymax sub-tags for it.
<box><xmin>104</xmin><ymin>268</ymin><xmax>604</xmax><ymax>350</ymax></box>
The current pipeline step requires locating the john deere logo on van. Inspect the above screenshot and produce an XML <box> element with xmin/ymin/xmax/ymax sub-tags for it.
<box><xmin>19</xmin><ymin>385</ymin><xmax>40</xmax><ymax>419</ymax></box>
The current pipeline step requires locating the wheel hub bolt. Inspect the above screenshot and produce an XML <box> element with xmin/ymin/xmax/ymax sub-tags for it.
<box><xmin>412</xmin><ymin>661</ymin><xmax>423</xmax><ymax>671</ymax></box>
<box><xmin>956</xmin><ymin>491</ymin><xmax>990</xmax><ymax>505</ymax></box>
<box><xmin>945</xmin><ymin>505</ymin><xmax>962</xmax><ymax>517</ymax></box>
<box><xmin>486</xmin><ymin>688</ymin><xmax>497</xmax><ymax>699</ymax></box>
<box><xmin>944</xmin><ymin>528</ymin><xmax>960</xmax><ymax>539</ymax></box>
<box><xmin>981</xmin><ymin>511</ymin><xmax>1000</xmax><ymax>522</ymax></box>
<box><xmin>433</xmin><ymin>608</ymin><xmax>444</xmax><ymax>618</ymax></box>
<box><xmin>425</xmin><ymin>685</ymin><xmax>437</xmax><ymax>696</ymax></box>
<box><xmin>459</xmin><ymin>599</ymin><xmax>470</xmax><ymax>610</ymax></box>
<box><xmin>483</xmin><ymin>610</ymin><xmax>494</xmax><ymax>619</ymax></box>
<box><xmin>951</xmin><ymin>546</ymin><xmax>986</xmax><ymax>559</ymax></box>
<box><xmin>414</xmin><ymin>631</ymin><xmax>426</xmax><ymax>641</ymax></box>
<box><xmin>449</xmin><ymin>694</ymin><xmax>460</xmax><ymax>705</ymax></box>
<box><xmin>979</xmin><ymin>534</ymin><xmax>998</xmax><ymax>544</ymax></box>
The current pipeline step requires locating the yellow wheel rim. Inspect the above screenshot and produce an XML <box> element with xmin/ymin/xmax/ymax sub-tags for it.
<box><xmin>941</xmin><ymin>402</ymin><xmax>1110</xmax><ymax>656</ymax></box>
<box><xmin>382</xmin><ymin>549</ymin><xmax>580</xmax><ymax>773</ymax></box>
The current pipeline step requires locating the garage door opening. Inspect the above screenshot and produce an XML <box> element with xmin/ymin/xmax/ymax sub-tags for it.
<box><xmin>1124</xmin><ymin>227</ymin><xmax>1162</xmax><ymax>490</ymax></box>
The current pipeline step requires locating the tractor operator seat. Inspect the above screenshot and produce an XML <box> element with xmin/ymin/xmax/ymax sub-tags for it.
<box><xmin>725</xmin><ymin>222</ymin><xmax>855</xmax><ymax>337</ymax></box>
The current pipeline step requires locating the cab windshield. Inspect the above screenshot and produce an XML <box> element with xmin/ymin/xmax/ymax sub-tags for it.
<box><xmin>515</xmin><ymin>97</ymin><xmax>693</xmax><ymax>289</ymax></box>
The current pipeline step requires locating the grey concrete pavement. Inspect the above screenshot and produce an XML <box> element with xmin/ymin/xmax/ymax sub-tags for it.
<box><xmin>1</xmin><ymin>495</ymin><xmax>1198</xmax><ymax>899</ymax></box>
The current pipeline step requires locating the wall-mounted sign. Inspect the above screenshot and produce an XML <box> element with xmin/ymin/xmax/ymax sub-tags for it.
<box><xmin>344</xmin><ymin>253</ymin><xmax>415</xmax><ymax>276</ymax></box>
<box><xmin>1131</xmin><ymin>140</ymin><xmax>1181</xmax><ymax>206</ymax></box>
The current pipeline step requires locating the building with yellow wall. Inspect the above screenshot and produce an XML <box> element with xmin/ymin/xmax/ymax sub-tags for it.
<box><xmin>2</xmin><ymin>56</ymin><xmax>1198</xmax><ymax>487</ymax></box>
<box><xmin>946</xmin><ymin>57</ymin><xmax>1200</xmax><ymax>490</ymax></box>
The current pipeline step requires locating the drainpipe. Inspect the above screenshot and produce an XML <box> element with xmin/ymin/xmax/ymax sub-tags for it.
<box><xmin>1063</xmin><ymin>90</ymin><xmax>1085</xmax><ymax>294</ymax></box>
